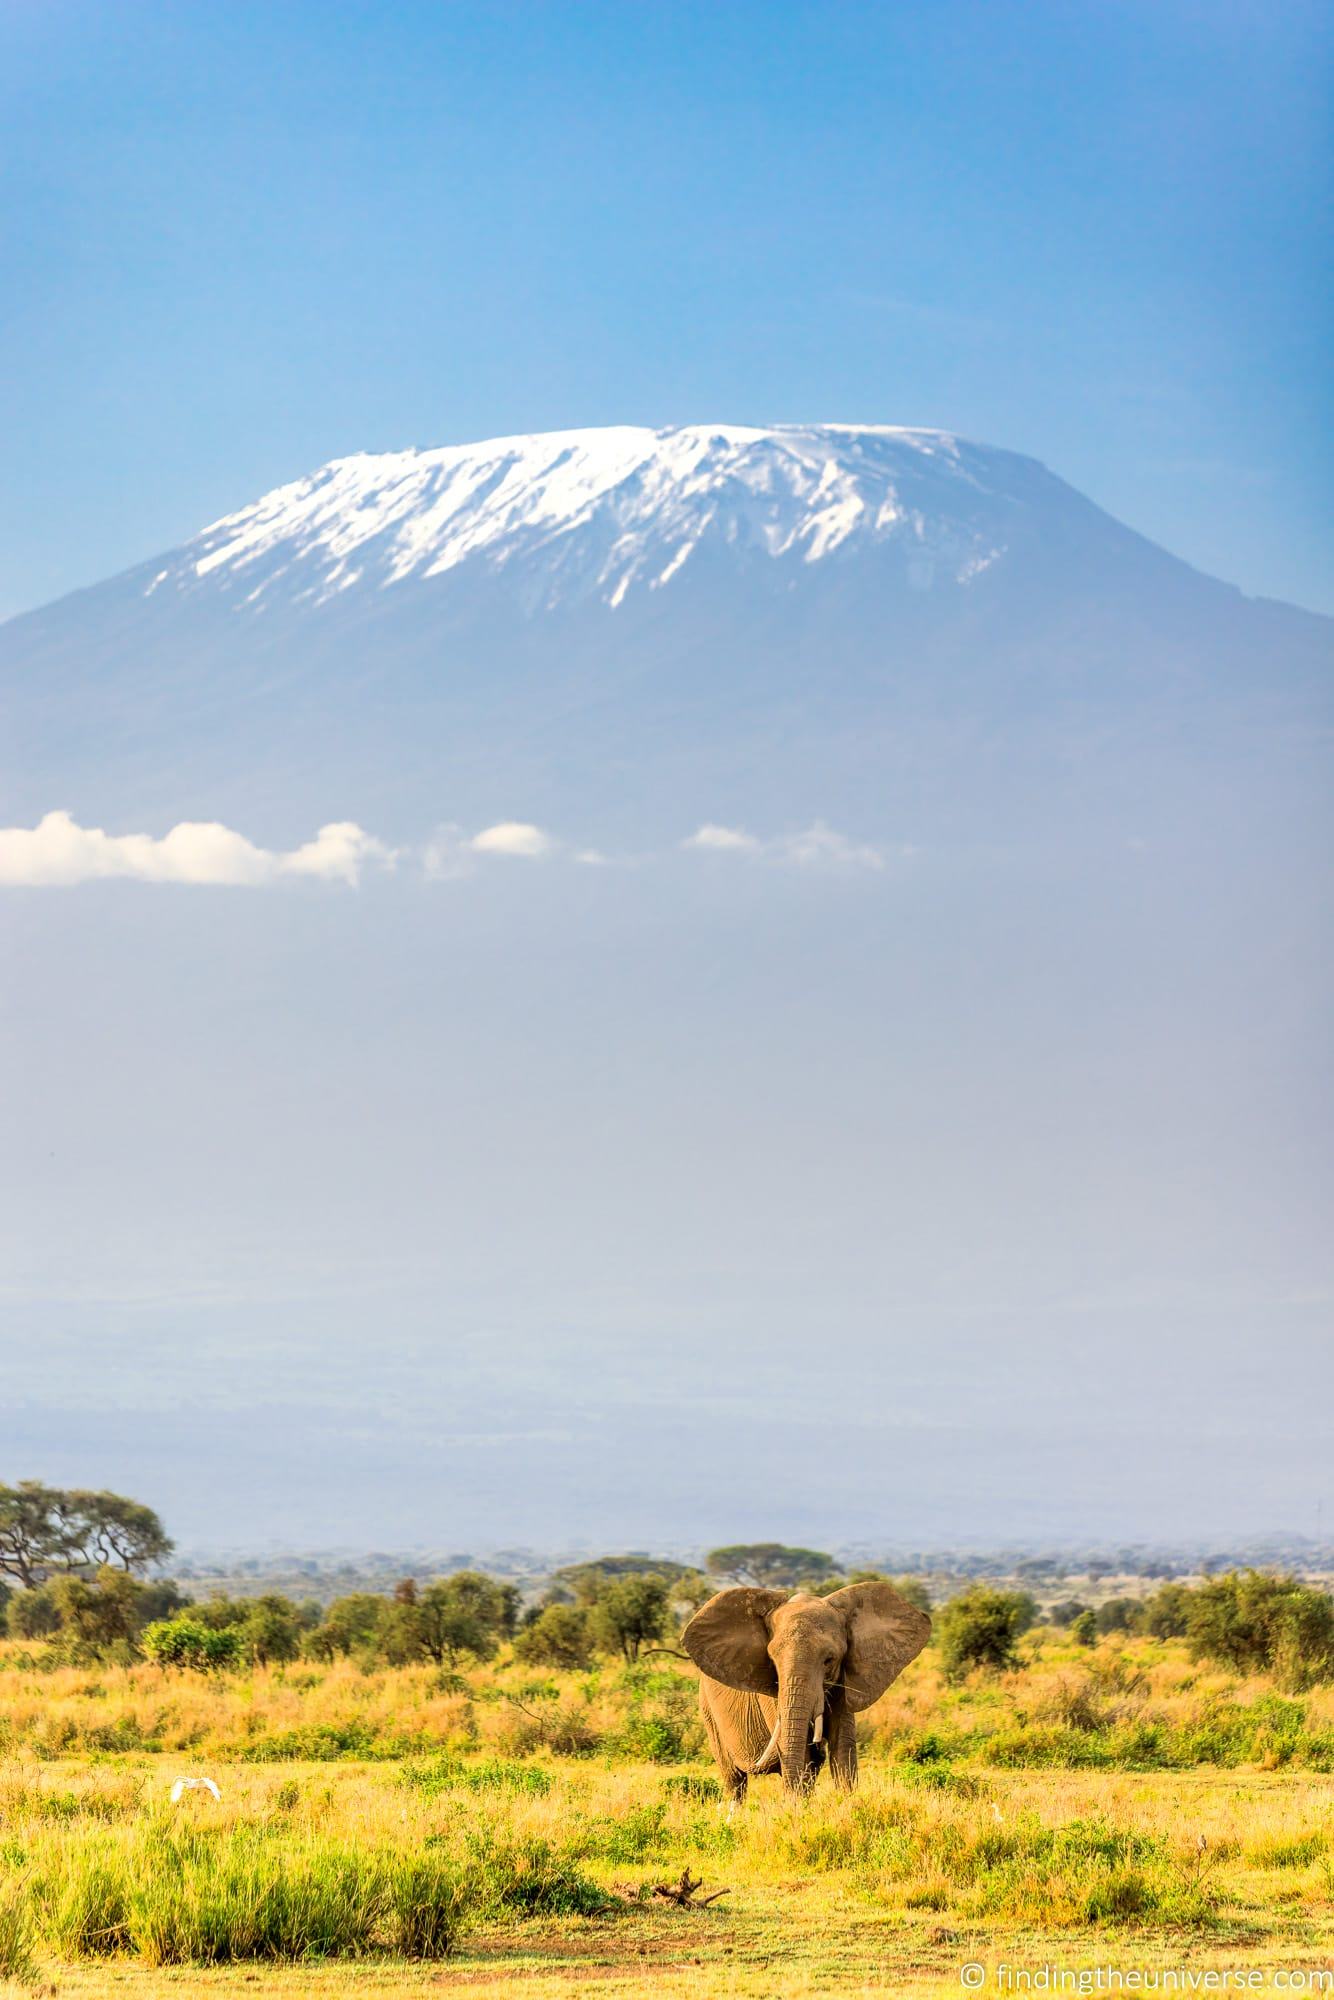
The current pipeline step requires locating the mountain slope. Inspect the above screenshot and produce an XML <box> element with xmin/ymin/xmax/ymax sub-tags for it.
<box><xmin>1</xmin><ymin>422</ymin><xmax>1328</xmax><ymax>837</ymax></box>
<box><xmin>145</xmin><ymin>423</ymin><xmax>1112</xmax><ymax>611</ymax></box>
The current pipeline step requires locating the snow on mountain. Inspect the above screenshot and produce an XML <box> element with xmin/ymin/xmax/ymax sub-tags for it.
<box><xmin>158</xmin><ymin>423</ymin><xmax>1042</xmax><ymax>613</ymax></box>
<box><xmin>3</xmin><ymin>419</ymin><xmax>1327</xmax><ymax>842</ymax></box>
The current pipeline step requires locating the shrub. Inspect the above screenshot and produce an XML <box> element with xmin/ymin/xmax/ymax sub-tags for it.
<box><xmin>1071</xmin><ymin>1611</ymin><xmax>1098</xmax><ymax>1646</ymax></box>
<box><xmin>1138</xmin><ymin>1582</ymin><xmax>1193</xmax><ymax>1638</ymax></box>
<box><xmin>142</xmin><ymin>1617</ymin><xmax>242</xmax><ymax>1672</ymax></box>
<box><xmin>1185</xmin><ymin>1573</ymin><xmax>1334</xmax><ymax>1689</ymax></box>
<box><xmin>46</xmin><ymin>1569</ymin><xmax>188</xmax><ymax>1654</ymax></box>
<box><xmin>459</xmin><ymin>1833</ymin><xmax>609</xmax><ymax>1917</ymax></box>
<box><xmin>240</xmin><ymin>1596</ymin><xmax>304</xmax><ymax>1667</ymax></box>
<box><xmin>514</xmin><ymin>1604</ymin><xmax>593</xmax><ymax>1670</ymax></box>
<box><xmin>588</xmin><ymin>1576</ymin><xmax>670</xmax><ymax>1663</ymax></box>
<box><xmin>1095</xmin><ymin>1598</ymin><xmax>1140</xmax><ymax>1635</ymax></box>
<box><xmin>6</xmin><ymin>1585</ymin><xmax>61</xmax><ymax>1639</ymax></box>
<box><xmin>617</xmin><ymin>1712</ymin><xmax>687</xmax><ymax>1762</ymax></box>
<box><xmin>586</xmin><ymin>1804</ymin><xmax>669</xmax><ymax>1863</ymax></box>
<box><xmin>307</xmin><ymin>1594</ymin><xmax>387</xmax><ymax>1661</ymax></box>
<box><xmin>936</xmin><ymin>1588</ymin><xmax>1035</xmax><ymax>1679</ymax></box>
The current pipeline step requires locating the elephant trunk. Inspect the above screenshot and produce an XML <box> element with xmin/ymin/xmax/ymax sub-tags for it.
<box><xmin>778</xmin><ymin>1674</ymin><xmax>824</xmax><ymax>1792</ymax></box>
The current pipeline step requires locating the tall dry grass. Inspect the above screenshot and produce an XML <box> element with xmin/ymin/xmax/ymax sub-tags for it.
<box><xmin>2</xmin><ymin>1632</ymin><xmax>1332</xmax><ymax>1973</ymax></box>
<box><xmin>1</xmin><ymin>1756</ymin><xmax>1331</xmax><ymax>1970</ymax></box>
<box><xmin>2</xmin><ymin>1634</ymin><xmax>1331</xmax><ymax>1770</ymax></box>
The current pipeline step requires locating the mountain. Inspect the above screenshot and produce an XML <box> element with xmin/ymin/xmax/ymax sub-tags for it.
<box><xmin>2</xmin><ymin>421</ymin><xmax>1328</xmax><ymax>838</ymax></box>
<box><xmin>4</xmin><ymin>428</ymin><xmax>1330</xmax><ymax>1546</ymax></box>
<box><xmin>97</xmin><ymin>423</ymin><xmax>1151</xmax><ymax>610</ymax></box>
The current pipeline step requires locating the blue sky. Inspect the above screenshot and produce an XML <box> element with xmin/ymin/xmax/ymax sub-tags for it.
<box><xmin>2</xmin><ymin>0</ymin><xmax>1330</xmax><ymax>621</ymax></box>
<box><xmin>3</xmin><ymin>3</ymin><xmax>1331</xmax><ymax>1552</ymax></box>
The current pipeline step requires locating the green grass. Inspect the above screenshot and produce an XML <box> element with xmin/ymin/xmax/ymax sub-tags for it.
<box><xmin>3</xmin><ymin>1633</ymin><xmax>1334</xmax><ymax>1991</ymax></box>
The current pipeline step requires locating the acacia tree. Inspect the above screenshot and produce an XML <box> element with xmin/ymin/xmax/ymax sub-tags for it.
<box><xmin>0</xmin><ymin>1483</ymin><xmax>172</xmax><ymax>1587</ymax></box>
<box><xmin>552</xmin><ymin>1556</ymin><xmax>703</xmax><ymax>1605</ymax></box>
<box><xmin>705</xmin><ymin>1544</ymin><xmax>840</xmax><ymax>1590</ymax></box>
<box><xmin>589</xmin><ymin>1575</ymin><xmax>670</xmax><ymax>1662</ymax></box>
<box><xmin>392</xmin><ymin>1572</ymin><xmax>518</xmax><ymax>1666</ymax></box>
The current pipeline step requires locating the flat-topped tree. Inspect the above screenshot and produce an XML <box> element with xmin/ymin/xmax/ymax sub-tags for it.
<box><xmin>551</xmin><ymin>1556</ymin><xmax>704</xmax><ymax>1606</ymax></box>
<box><xmin>705</xmin><ymin>1544</ymin><xmax>840</xmax><ymax>1590</ymax></box>
<box><xmin>0</xmin><ymin>1482</ymin><xmax>172</xmax><ymax>1588</ymax></box>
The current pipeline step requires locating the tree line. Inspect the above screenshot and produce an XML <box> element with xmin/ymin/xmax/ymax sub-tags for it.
<box><xmin>5</xmin><ymin>1482</ymin><xmax>1332</xmax><ymax>1689</ymax></box>
<box><xmin>936</xmin><ymin>1577</ymin><xmax>1334</xmax><ymax>1688</ymax></box>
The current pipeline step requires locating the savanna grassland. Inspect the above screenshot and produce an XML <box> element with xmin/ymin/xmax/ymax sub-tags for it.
<box><xmin>2</xmin><ymin>1630</ymin><xmax>1333</xmax><ymax>1998</ymax></box>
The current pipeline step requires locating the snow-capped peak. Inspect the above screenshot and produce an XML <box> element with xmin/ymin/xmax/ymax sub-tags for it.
<box><xmin>164</xmin><ymin>422</ymin><xmax>1049</xmax><ymax>613</ymax></box>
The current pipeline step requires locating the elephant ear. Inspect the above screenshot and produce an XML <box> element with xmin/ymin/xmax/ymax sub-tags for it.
<box><xmin>681</xmin><ymin>1587</ymin><xmax>786</xmax><ymax>1693</ymax></box>
<box><xmin>829</xmin><ymin>1581</ymin><xmax>932</xmax><ymax>1712</ymax></box>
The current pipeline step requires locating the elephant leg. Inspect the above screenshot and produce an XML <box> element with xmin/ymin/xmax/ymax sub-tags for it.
<box><xmin>700</xmin><ymin>1689</ymin><xmax>748</xmax><ymax>1803</ymax></box>
<box><xmin>826</xmin><ymin>1688</ymin><xmax>858</xmax><ymax>1791</ymax></box>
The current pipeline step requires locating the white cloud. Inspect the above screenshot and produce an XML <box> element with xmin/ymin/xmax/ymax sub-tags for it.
<box><xmin>422</xmin><ymin>820</ymin><xmax>555</xmax><ymax>879</ymax></box>
<box><xmin>1</xmin><ymin>809</ymin><xmax>893</xmax><ymax>890</ymax></box>
<box><xmin>467</xmin><ymin>821</ymin><xmax>551</xmax><ymax>859</ymax></box>
<box><xmin>0</xmin><ymin>810</ymin><xmax>391</xmax><ymax>888</ymax></box>
<box><xmin>683</xmin><ymin>824</ymin><xmax>762</xmax><ymax>853</ymax></box>
<box><xmin>773</xmin><ymin>821</ymin><xmax>885</xmax><ymax>870</ymax></box>
<box><xmin>683</xmin><ymin>819</ymin><xmax>886</xmax><ymax>870</ymax></box>
<box><xmin>280</xmin><ymin>822</ymin><xmax>392</xmax><ymax>883</ymax></box>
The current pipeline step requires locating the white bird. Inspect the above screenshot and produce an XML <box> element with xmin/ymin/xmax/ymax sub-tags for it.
<box><xmin>170</xmin><ymin>1777</ymin><xmax>221</xmax><ymax>1802</ymax></box>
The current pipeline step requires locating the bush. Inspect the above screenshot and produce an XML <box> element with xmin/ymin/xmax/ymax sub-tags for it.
<box><xmin>1138</xmin><ymin>1582</ymin><xmax>1192</xmax><ymax>1639</ymax></box>
<box><xmin>617</xmin><ymin>1712</ymin><xmax>687</xmax><ymax>1762</ymax></box>
<box><xmin>307</xmin><ymin>1594</ymin><xmax>386</xmax><ymax>1661</ymax></box>
<box><xmin>142</xmin><ymin>1617</ymin><xmax>243</xmax><ymax>1672</ymax></box>
<box><xmin>1095</xmin><ymin>1599</ymin><xmax>1140</xmax><ymax>1636</ymax></box>
<box><xmin>1071</xmin><ymin>1611</ymin><xmax>1098</xmax><ymax>1647</ymax></box>
<box><xmin>1185</xmin><ymin>1573</ymin><xmax>1334</xmax><ymax>1689</ymax></box>
<box><xmin>586</xmin><ymin>1803</ymin><xmax>669</xmax><ymax>1863</ymax></box>
<box><xmin>6</xmin><ymin>1585</ymin><xmax>61</xmax><ymax>1639</ymax></box>
<box><xmin>936</xmin><ymin>1588</ymin><xmax>1036</xmax><ymax>1679</ymax></box>
<box><xmin>514</xmin><ymin>1604</ymin><xmax>593</xmax><ymax>1670</ymax></box>
<box><xmin>588</xmin><ymin>1576</ymin><xmax>670</xmax><ymax>1663</ymax></box>
<box><xmin>458</xmin><ymin>1833</ymin><xmax>609</xmax><ymax>1917</ymax></box>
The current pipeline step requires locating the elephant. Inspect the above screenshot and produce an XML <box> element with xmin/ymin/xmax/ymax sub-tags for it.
<box><xmin>682</xmin><ymin>1581</ymin><xmax>931</xmax><ymax>1798</ymax></box>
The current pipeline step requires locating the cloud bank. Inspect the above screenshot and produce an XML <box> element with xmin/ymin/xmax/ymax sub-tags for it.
<box><xmin>0</xmin><ymin>811</ymin><xmax>390</xmax><ymax>887</ymax></box>
<box><xmin>0</xmin><ymin>811</ymin><xmax>896</xmax><ymax>887</ymax></box>
<box><xmin>683</xmin><ymin>820</ymin><xmax>888</xmax><ymax>869</ymax></box>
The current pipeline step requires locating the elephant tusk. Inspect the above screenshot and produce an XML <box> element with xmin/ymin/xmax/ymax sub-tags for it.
<box><xmin>747</xmin><ymin>1715</ymin><xmax>782</xmax><ymax>1773</ymax></box>
<box><xmin>812</xmin><ymin>1707</ymin><xmax>825</xmax><ymax>1745</ymax></box>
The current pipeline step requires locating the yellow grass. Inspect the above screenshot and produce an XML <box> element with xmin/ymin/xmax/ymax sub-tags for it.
<box><xmin>1</xmin><ymin>1635</ymin><xmax>1331</xmax><ymax>1995</ymax></box>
